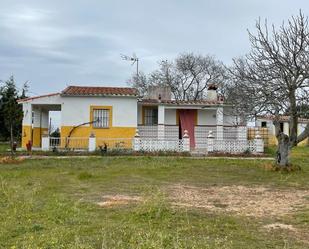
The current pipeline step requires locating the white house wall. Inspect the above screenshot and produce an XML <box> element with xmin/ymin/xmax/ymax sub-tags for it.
<box><xmin>165</xmin><ymin>109</ymin><xmax>177</xmax><ymax>125</ymax></box>
<box><xmin>28</xmin><ymin>94</ymin><xmax>63</xmax><ymax>105</ymax></box>
<box><xmin>197</xmin><ymin>109</ymin><xmax>216</xmax><ymax>125</ymax></box>
<box><xmin>32</xmin><ymin>107</ymin><xmax>49</xmax><ymax>128</ymax></box>
<box><xmin>223</xmin><ymin>107</ymin><xmax>237</xmax><ymax>125</ymax></box>
<box><xmin>137</xmin><ymin>105</ymin><xmax>143</xmax><ymax>125</ymax></box>
<box><xmin>61</xmin><ymin>96</ymin><xmax>137</xmax><ymax>127</ymax></box>
<box><xmin>257</xmin><ymin>118</ymin><xmax>308</xmax><ymax>136</ymax></box>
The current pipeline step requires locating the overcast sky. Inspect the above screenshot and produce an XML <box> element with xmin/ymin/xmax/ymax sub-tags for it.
<box><xmin>1</xmin><ymin>0</ymin><xmax>308</xmax><ymax>96</ymax></box>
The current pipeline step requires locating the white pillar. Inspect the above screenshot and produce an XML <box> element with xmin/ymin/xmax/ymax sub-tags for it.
<box><xmin>133</xmin><ymin>129</ymin><xmax>141</xmax><ymax>151</ymax></box>
<box><xmin>254</xmin><ymin>132</ymin><xmax>264</xmax><ymax>153</ymax></box>
<box><xmin>22</xmin><ymin>102</ymin><xmax>33</xmax><ymax>126</ymax></box>
<box><xmin>237</xmin><ymin>126</ymin><xmax>247</xmax><ymax>140</ymax></box>
<box><xmin>158</xmin><ymin>105</ymin><xmax>165</xmax><ymax>140</ymax></box>
<box><xmin>41</xmin><ymin>136</ymin><xmax>50</xmax><ymax>151</ymax></box>
<box><xmin>88</xmin><ymin>134</ymin><xmax>96</xmax><ymax>152</ymax></box>
<box><xmin>183</xmin><ymin>130</ymin><xmax>190</xmax><ymax>152</ymax></box>
<box><xmin>207</xmin><ymin>130</ymin><xmax>215</xmax><ymax>153</ymax></box>
<box><xmin>216</xmin><ymin>107</ymin><xmax>223</xmax><ymax>140</ymax></box>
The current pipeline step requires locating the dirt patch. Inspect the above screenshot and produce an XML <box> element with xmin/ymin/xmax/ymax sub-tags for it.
<box><xmin>97</xmin><ymin>195</ymin><xmax>141</xmax><ymax>207</ymax></box>
<box><xmin>0</xmin><ymin>156</ymin><xmax>25</xmax><ymax>164</ymax></box>
<box><xmin>168</xmin><ymin>184</ymin><xmax>309</xmax><ymax>217</ymax></box>
<box><xmin>263</xmin><ymin>223</ymin><xmax>296</xmax><ymax>231</ymax></box>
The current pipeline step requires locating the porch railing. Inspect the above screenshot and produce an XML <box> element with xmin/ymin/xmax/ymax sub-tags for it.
<box><xmin>135</xmin><ymin>138</ymin><xmax>185</xmax><ymax>152</ymax></box>
<box><xmin>49</xmin><ymin>137</ymin><xmax>89</xmax><ymax>150</ymax></box>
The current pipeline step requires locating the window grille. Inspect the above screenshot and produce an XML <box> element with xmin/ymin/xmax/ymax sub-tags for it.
<box><xmin>93</xmin><ymin>109</ymin><xmax>110</xmax><ymax>128</ymax></box>
<box><xmin>144</xmin><ymin>108</ymin><xmax>158</xmax><ymax>125</ymax></box>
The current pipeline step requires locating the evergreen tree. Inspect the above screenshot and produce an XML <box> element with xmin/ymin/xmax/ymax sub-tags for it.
<box><xmin>0</xmin><ymin>76</ymin><xmax>28</xmax><ymax>150</ymax></box>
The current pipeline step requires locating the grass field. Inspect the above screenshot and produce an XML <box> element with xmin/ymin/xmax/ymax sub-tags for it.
<box><xmin>0</xmin><ymin>147</ymin><xmax>308</xmax><ymax>248</ymax></box>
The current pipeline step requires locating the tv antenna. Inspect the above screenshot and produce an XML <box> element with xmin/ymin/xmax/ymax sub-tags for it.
<box><xmin>121</xmin><ymin>53</ymin><xmax>139</xmax><ymax>76</ymax></box>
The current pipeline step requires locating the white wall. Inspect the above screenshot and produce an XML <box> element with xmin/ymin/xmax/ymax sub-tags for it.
<box><xmin>165</xmin><ymin>109</ymin><xmax>177</xmax><ymax>125</ymax></box>
<box><xmin>197</xmin><ymin>109</ymin><xmax>216</xmax><ymax>125</ymax></box>
<box><xmin>298</xmin><ymin>123</ymin><xmax>306</xmax><ymax>135</ymax></box>
<box><xmin>137</xmin><ymin>105</ymin><xmax>143</xmax><ymax>125</ymax></box>
<box><xmin>256</xmin><ymin>118</ymin><xmax>309</xmax><ymax>136</ymax></box>
<box><xmin>223</xmin><ymin>107</ymin><xmax>238</xmax><ymax>125</ymax></box>
<box><xmin>22</xmin><ymin>102</ymin><xmax>32</xmax><ymax>126</ymax></box>
<box><xmin>61</xmin><ymin>96</ymin><xmax>138</xmax><ymax>127</ymax></box>
<box><xmin>32</xmin><ymin>107</ymin><xmax>49</xmax><ymax>128</ymax></box>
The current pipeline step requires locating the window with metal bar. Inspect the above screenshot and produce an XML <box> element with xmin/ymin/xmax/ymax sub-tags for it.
<box><xmin>144</xmin><ymin>107</ymin><xmax>158</xmax><ymax>125</ymax></box>
<box><xmin>93</xmin><ymin>109</ymin><xmax>110</xmax><ymax>128</ymax></box>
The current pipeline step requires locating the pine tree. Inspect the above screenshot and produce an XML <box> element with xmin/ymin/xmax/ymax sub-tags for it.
<box><xmin>0</xmin><ymin>76</ymin><xmax>28</xmax><ymax>153</ymax></box>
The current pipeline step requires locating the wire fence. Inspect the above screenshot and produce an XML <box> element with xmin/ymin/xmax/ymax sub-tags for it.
<box><xmin>247</xmin><ymin>127</ymin><xmax>269</xmax><ymax>147</ymax></box>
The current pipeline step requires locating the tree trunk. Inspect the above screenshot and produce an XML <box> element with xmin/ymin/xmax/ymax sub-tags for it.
<box><xmin>10</xmin><ymin>123</ymin><xmax>14</xmax><ymax>158</ymax></box>
<box><xmin>276</xmin><ymin>133</ymin><xmax>290</xmax><ymax>167</ymax></box>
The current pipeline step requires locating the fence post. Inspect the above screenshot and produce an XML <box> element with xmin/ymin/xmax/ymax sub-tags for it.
<box><xmin>133</xmin><ymin>129</ymin><xmax>141</xmax><ymax>151</ymax></box>
<box><xmin>88</xmin><ymin>133</ymin><xmax>96</xmax><ymax>152</ymax></box>
<box><xmin>254</xmin><ymin>131</ymin><xmax>264</xmax><ymax>153</ymax></box>
<box><xmin>237</xmin><ymin>126</ymin><xmax>247</xmax><ymax>140</ymax></box>
<box><xmin>183</xmin><ymin>130</ymin><xmax>190</xmax><ymax>152</ymax></box>
<box><xmin>41</xmin><ymin>135</ymin><xmax>50</xmax><ymax>151</ymax></box>
<box><xmin>207</xmin><ymin>130</ymin><xmax>215</xmax><ymax>153</ymax></box>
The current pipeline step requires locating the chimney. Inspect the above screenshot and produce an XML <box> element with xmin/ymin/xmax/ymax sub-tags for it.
<box><xmin>207</xmin><ymin>84</ymin><xmax>218</xmax><ymax>101</ymax></box>
<box><xmin>147</xmin><ymin>86</ymin><xmax>171</xmax><ymax>100</ymax></box>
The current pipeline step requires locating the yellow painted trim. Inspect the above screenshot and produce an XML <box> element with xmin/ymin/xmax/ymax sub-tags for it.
<box><xmin>61</xmin><ymin>126</ymin><xmax>136</xmax><ymax>139</ymax></box>
<box><xmin>90</xmin><ymin>105</ymin><xmax>113</xmax><ymax>129</ymax></box>
<box><xmin>32</xmin><ymin>127</ymin><xmax>48</xmax><ymax>147</ymax></box>
<box><xmin>194</xmin><ymin>109</ymin><xmax>198</xmax><ymax>125</ymax></box>
<box><xmin>21</xmin><ymin>125</ymin><xmax>32</xmax><ymax>148</ymax></box>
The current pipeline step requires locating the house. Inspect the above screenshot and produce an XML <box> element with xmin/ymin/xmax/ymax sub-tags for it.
<box><xmin>18</xmin><ymin>85</ymin><xmax>263</xmax><ymax>153</ymax></box>
<box><xmin>256</xmin><ymin>115</ymin><xmax>309</xmax><ymax>146</ymax></box>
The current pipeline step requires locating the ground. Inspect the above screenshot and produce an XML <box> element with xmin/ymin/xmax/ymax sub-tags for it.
<box><xmin>0</xmin><ymin>147</ymin><xmax>309</xmax><ymax>248</ymax></box>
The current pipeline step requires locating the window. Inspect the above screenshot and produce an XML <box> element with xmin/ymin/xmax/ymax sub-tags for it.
<box><xmin>93</xmin><ymin>109</ymin><xmax>110</xmax><ymax>128</ymax></box>
<box><xmin>144</xmin><ymin>107</ymin><xmax>158</xmax><ymax>125</ymax></box>
<box><xmin>261</xmin><ymin>121</ymin><xmax>267</xmax><ymax>128</ymax></box>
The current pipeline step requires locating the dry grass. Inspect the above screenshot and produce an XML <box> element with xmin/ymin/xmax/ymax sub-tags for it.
<box><xmin>97</xmin><ymin>195</ymin><xmax>141</xmax><ymax>207</ymax></box>
<box><xmin>168</xmin><ymin>184</ymin><xmax>309</xmax><ymax>217</ymax></box>
<box><xmin>0</xmin><ymin>156</ymin><xmax>24</xmax><ymax>164</ymax></box>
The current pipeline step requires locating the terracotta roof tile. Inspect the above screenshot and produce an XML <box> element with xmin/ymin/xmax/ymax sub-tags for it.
<box><xmin>139</xmin><ymin>98</ymin><xmax>224</xmax><ymax>105</ymax></box>
<box><xmin>61</xmin><ymin>86</ymin><xmax>138</xmax><ymax>97</ymax></box>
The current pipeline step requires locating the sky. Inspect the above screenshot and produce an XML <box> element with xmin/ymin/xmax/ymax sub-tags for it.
<box><xmin>0</xmin><ymin>0</ymin><xmax>309</xmax><ymax>96</ymax></box>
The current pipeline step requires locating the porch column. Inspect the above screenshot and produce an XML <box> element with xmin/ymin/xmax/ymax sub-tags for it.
<box><xmin>21</xmin><ymin>102</ymin><xmax>33</xmax><ymax>148</ymax></box>
<box><xmin>32</xmin><ymin>107</ymin><xmax>49</xmax><ymax>148</ymax></box>
<box><xmin>158</xmin><ymin>105</ymin><xmax>165</xmax><ymax>140</ymax></box>
<box><xmin>216</xmin><ymin>107</ymin><xmax>223</xmax><ymax>140</ymax></box>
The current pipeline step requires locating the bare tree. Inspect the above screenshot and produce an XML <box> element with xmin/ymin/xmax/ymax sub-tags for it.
<box><xmin>129</xmin><ymin>53</ymin><xmax>227</xmax><ymax>100</ymax></box>
<box><xmin>229</xmin><ymin>11</ymin><xmax>309</xmax><ymax>167</ymax></box>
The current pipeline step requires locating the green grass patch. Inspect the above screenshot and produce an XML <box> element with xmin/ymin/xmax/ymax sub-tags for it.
<box><xmin>0</xmin><ymin>147</ymin><xmax>308</xmax><ymax>248</ymax></box>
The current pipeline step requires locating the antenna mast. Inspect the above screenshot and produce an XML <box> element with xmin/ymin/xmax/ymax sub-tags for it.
<box><xmin>121</xmin><ymin>53</ymin><xmax>139</xmax><ymax>76</ymax></box>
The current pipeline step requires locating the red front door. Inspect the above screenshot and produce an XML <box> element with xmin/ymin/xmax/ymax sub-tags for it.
<box><xmin>178</xmin><ymin>109</ymin><xmax>197</xmax><ymax>148</ymax></box>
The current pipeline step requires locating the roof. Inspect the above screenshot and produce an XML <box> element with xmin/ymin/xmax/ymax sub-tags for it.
<box><xmin>139</xmin><ymin>98</ymin><xmax>224</xmax><ymax>106</ymax></box>
<box><xmin>257</xmin><ymin>115</ymin><xmax>309</xmax><ymax>123</ymax></box>
<box><xmin>61</xmin><ymin>86</ymin><xmax>138</xmax><ymax>97</ymax></box>
<box><xmin>17</xmin><ymin>93</ymin><xmax>60</xmax><ymax>103</ymax></box>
